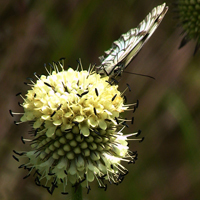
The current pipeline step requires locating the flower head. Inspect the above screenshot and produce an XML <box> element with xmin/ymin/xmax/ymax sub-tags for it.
<box><xmin>174</xmin><ymin>0</ymin><xmax>200</xmax><ymax>54</ymax></box>
<box><xmin>11</xmin><ymin>59</ymin><xmax>142</xmax><ymax>195</ymax></box>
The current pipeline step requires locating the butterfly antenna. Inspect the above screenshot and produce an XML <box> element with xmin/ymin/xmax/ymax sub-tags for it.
<box><xmin>123</xmin><ymin>71</ymin><xmax>155</xmax><ymax>80</ymax></box>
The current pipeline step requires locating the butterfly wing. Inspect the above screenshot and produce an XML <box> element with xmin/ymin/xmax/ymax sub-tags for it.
<box><xmin>96</xmin><ymin>3</ymin><xmax>168</xmax><ymax>77</ymax></box>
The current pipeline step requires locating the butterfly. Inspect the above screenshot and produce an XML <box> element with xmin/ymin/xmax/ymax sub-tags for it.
<box><xmin>96</xmin><ymin>3</ymin><xmax>168</xmax><ymax>78</ymax></box>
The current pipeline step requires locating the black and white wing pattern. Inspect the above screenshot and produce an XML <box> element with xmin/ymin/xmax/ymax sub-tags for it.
<box><xmin>96</xmin><ymin>3</ymin><xmax>168</xmax><ymax>78</ymax></box>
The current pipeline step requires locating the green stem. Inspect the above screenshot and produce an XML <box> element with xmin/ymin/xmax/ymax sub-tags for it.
<box><xmin>71</xmin><ymin>184</ymin><xmax>83</xmax><ymax>200</ymax></box>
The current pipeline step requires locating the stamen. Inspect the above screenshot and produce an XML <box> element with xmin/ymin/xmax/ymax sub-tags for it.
<box><xmin>59</xmin><ymin>57</ymin><xmax>65</xmax><ymax>69</ymax></box>
<box><xmin>21</xmin><ymin>136</ymin><xmax>25</xmax><ymax>144</ymax></box>
<box><xmin>16</xmin><ymin>92</ymin><xmax>21</xmax><ymax>96</ymax></box>
<box><xmin>34</xmin><ymin>72</ymin><xmax>40</xmax><ymax>80</ymax></box>
<box><xmin>18</xmin><ymin>102</ymin><xmax>22</xmax><ymax>107</ymax></box>
<box><xmin>53</xmin><ymin>61</ymin><xmax>59</xmax><ymax>73</ymax></box>
<box><xmin>88</xmin><ymin>63</ymin><xmax>96</xmax><ymax>77</ymax></box>
<box><xmin>125</xmin><ymin>100</ymin><xmax>139</xmax><ymax>112</ymax></box>
<box><xmin>120</xmin><ymin>88</ymin><xmax>128</xmax><ymax>96</ymax></box>
<box><xmin>9</xmin><ymin>110</ymin><xmax>24</xmax><ymax>116</ymax></box>
<box><xmin>14</xmin><ymin>121</ymin><xmax>23</xmax><ymax>125</ymax></box>
<box><xmin>118</xmin><ymin>126</ymin><xmax>126</xmax><ymax>133</ymax></box>
<box><xmin>115</xmin><ymin>117</ymin><xmax>119</xmax><ymax>124</ymax></box>
<box><xmin>95</xmin><ymin>174</ymin><xmax>106</xmax><ymax>188</ymax></box>
<box><xmin>93</xmin><ymin>129</ymin><xmax>100</xmax><ymax>135</ymax></box>
<box><xmin>44</xmin><ymin>82</ymin><xmax>52</xmax><ymax>88</ymax></box>
<box><xmin>18</xmin><ymin>164</ymin><xmax>25</xmax><ymax>168</ymax></box>
<box><xmin>126</xmin><ymin>83</ymin><xmax>131</xmax><ymax>92</ymax></box>
<box><xmin>105</xmin><ymin>80</ymin><xmax>112</xmax><ymax>86</ymax></box>
<box><xmin>76</xmin><ymin>58</ymin><xmax>83</xmax><ymax>71</ymax></box>
<box><xmin>104</xmin><ymin>184</ymin><xmax>107</xmax><ymax>191</ymax></box>
<box><xmin>111</xmin><ymin>94</ymin><xmax>117</xmax><ymax>101</ymax></box>
<box><xmin>23</xmin><ymin>174</ymin><xmax>31</xmax><ymax>179</ymax></box>
<box><xmin>99</xmin><ymin>174</ymin><xmax>107</xmax><ymax>179</ymax></box>
<box><xmin>123</xmin><ymin>95</ymin><xmax>127</xmax><ymax>103</ymax></box>
<box><xmin>73</xmin><ymin>121</ymin><xmax>79</xmax><ymax>125</ymax></box>
<box><xmin>61</xmin><ymin>192</ymin><xmax>69</xmax><ymax>195</ymax></box>
<box><xmin>123</xmin><ymin>131</ymin><xmax>141</xmax><ymax>138</ymax></box>
<box><xmin>44</xmin><ymin>63</ymin><xmax>50</xmax><ymax>75</ymax></box>
<box><xmin>131</xmin><ymin>117</ymin><xmax>134</xmax><ymax>124</ymax></box>
<box><xmin>110</xmin><ymin>77</ymin><xmax>119</xmax><ymax>85</ymax></box>
<box><xmin>135</xmin><ymin>99</ymin><xmax>139</xmax><ymax>108</ymax></box>
<box><xmin>65</xmin><ymin>128</ymin><xmax>72</xmax><ymax>132</ymax></box>
<box><xmin>36</xmin><ymin>170</ymin><xmax>42</xmax><ymax>177</ymax></box>
<box><xmin>79</xmin><ymin>176</ymin><xmax>86</xmax><ymax>184</ymax></box>
<box><xmin>128</xmin><ymin>160</ymin><xmax>135</xmax><ymax>164</ymax></box>
<box><xmin>64</xmin><ymin>170</ymin><xmax>68</xmax><ymax>175</ymax></box>
<box><xmin>52</xmin><ymin>177</ymin><xmax>58</xmax><ymax>186</ymax></box>
<box><xmin>27</xmin><ymin>77</ymin><xmax>35</xmax><ymax>84</ymax></box>
<box><xmin>24</xmin><ymin>82</ymin><xmax>29</xmax><ymax>86</ymax></box>
<box><xmin>117</xmin><ymin>174</ymin><xmax>124</xmax><ymax>182</ymax></box>
<box><xmin>87</xmin><ymin>185</ymin><xmax>91</xmax><ymax>194</ymax></box>
<box><xmin>114</xmin><ymin>163</ymin><xmax>128</xmax><ymax>175</ymax></box>
<box><xmin>35</xmin><ymin>177</ymin><xmax>41</xmax><ymax>186</ymax></box>
<box><xmin>47</xmin><ymin>187</ymin><xmax>54</xmax><ymax>195</ymax></box>
<box><xmin>81</xmin><ymin>91</ymin><xmax>89</xmax><ymax>97</ymax></box>
<box><xmin>13</xmin><ymin>150</ymin><xmax>25</xmax><ymax>156</ymax></box>
<box><xmin>122</xmin><ymin>121</ymin><xmax>129</xmax><ymax>128</ymax></box>
<box><xmin>23</xmin><ymin>138</ymin><xmax>32</xmax><ymax>142</ymax></box>
<box><xmin>48</xmin><ymin>172</ymin><xmax>55</xmax><ymax>176</ymax></box>
<box><xmin>95</xmin><ymin>88</ymin><xmax>99</xmax><ymax>96</ymax></box>
<box><xmin>51</xmin><ymin>111</ymin><xmax>56</xmax><ymax>117</ymax></box>
<box><xmin>62</xmin><ymin>82</ymin><xmax>68</xmax><ymax>92</ymax></box>
<box><xmin>136</xmin><ymin>129</ymin><xmax>141</xmax><ymax>137</ymax></box>
<box><xmin>139</xmin><ymin>137</ymin><xmax>144</xmax><ymax>143</ymax></box>
<box><xmin>41</xmin><ymin>181</ymin><xmax>49</xmax><ymax>188</ymax></box>
<box><xmin>12</xmin><ymin>155</ymin><xmax>19</xmax><ymax>162</ymax></box>
<box><xmin>93</xmin><ymin>107</ymin><xmax>97</xmax><ymax>115</ymax></box>
<box><xmin>57</xmin><ymin>104</ymin><xmax>62</xmax><ymax>110</ymax></box>
<box><xmin>48</xmin><ymin>63</ymin><xmax>54</xmax><ymax>71</ymax></box>
<box><xmin>117</xmin><ymin>118</ymin><xmax>131</xmax><ymax>122</ymax></box>
<box><xmin>9</xmin><ymin>110</ymin><xmax>13</xmax><ymax>117</ymax></box>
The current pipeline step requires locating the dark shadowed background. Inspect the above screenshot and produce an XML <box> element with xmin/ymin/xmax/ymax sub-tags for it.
<box><xmin>1</xmin><ymin>0</ymin><xmax>200</xmax><ymax>200</ymax></box>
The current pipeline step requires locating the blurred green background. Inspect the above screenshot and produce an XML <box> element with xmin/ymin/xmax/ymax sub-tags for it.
<box><xmin>1</xmin><ymin>0</ymin><xmax>200</xmax><ymax>200</ymax></box>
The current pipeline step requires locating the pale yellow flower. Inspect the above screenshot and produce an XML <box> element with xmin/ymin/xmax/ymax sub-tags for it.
<box><xmin>11</xmin><ymin>59</ymin><xmax>141</xmax><ymax>195</ymax></box>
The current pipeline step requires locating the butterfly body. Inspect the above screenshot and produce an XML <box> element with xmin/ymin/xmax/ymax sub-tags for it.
<box><xmin>96</xmin><ymin>3</ymin><xmax>168</xmax><ymax>78</ymax></box>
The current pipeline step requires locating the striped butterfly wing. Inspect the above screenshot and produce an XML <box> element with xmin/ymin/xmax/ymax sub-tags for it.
<box><xmin>96</xmin><ymin>3</ymin><xmax>168</xmax><ymax>78</ymax></box>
